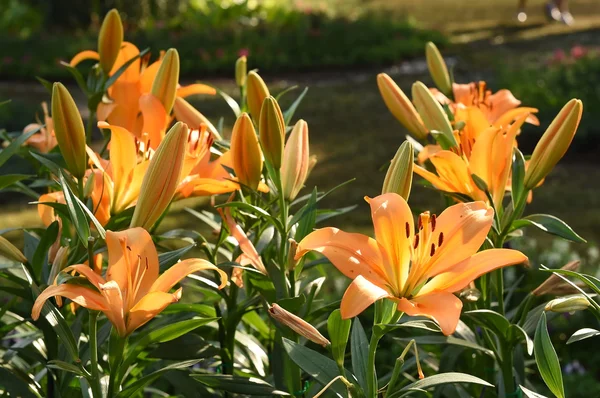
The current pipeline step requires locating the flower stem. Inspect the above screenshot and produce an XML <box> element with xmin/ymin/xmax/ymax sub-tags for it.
<box><xmin>88</xmin><ymin>311</ymin><xmax>102</xmax><ymax>398</ymax></box>
<box><xmin>107</xmin><ymin>335</ymin><xmax>126</xmax><ymax>397</ymax></box>
<box><xmin>366</xmin><ymin>332</ymin><xmax>383</xmax><ymax>398</ymax></box>
<box><xmin>500</xmin><ymin>341</ymin><xmax>515</xmax><ymax>396</ymax></box>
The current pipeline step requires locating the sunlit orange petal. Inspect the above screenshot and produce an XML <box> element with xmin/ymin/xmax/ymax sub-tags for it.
<box><xmin>429</xmin><ymin>151</ymin><xmax>478</xmax><ymax>197</ymax></box>
<box><xmin>140</xmin><ymin>59</ymin><xmax>162</xmax><ymax>94</ymax></box>
<box><xmin>493</xmin><ymin>107</ymin><xmax>539</xmax><ymax>128</ymax></box>
<box><xmin>176</xmin><ymin>83</ymin><xmax>217</xmax><ymax>98</ymax></box>
<box><xmin>218</xmin><ymin>208</ymin><xmax>267</xmax><ymax>274</ymax></box>
<box><xmin>38</xmin><ymin>192</ymin><xmax>65</xmax><ymax>226</ymax></box>
<box><xmin>109</xmin><ymin>42</ymin><xmax>141</xmax><ymax>83</ymax></box>
<box><xmin>126</xmin><ymin>289</ymin><xmax>181</xmax><ymax>334</ymax></box>
<box><xmin>63</xmin><ymin>264</ymin><xmax>107</xmax><ymax>290</ymax></box>
<box><xmin>295</xmin><ymin>227</ymin><xmax>389</xmax><ymax>287</ymax></box>
<box><xmin>416</xmin><ymin>144</ymin><xmax>441</xmax><ymax>164</ymax></box>
<box><xmin>150</xmin><ymin>258</ymin><xmax>227</xmax><ymax>292</ymax></box>
<box><xmin>397</xmin><ymin>292</ymin><xmax>462</xmax><ymax>336</ymax></box>
<box><xmin>176</xmin><ymin>177</ymin><xmax>239</xmax><ymax>199</ymax></box>
<box><xmin>32</xmin><ymin>284</ymin><xmax>107</xmax><ymax>320</ymax></box>
<box><xmin>340</xmin><ymin>275</ymin><xmax>390</xmax><ymax>319</ymax></box>
<box><xmin>419</xmin><ymin>249</ymin><xmax>528</xmax><ymax>295</ymax></box>
<box><xmin>413</xmin><ymin>164</ymin><xmax>456</xmax><ymax>194</ymax></box>
<box><xmin>70</xmin><ymin>50</ymin><xmax>100</xmax><ymax>67</ymax></box>
<box><xmin>139</xmin><ymin>93</ymin><xmax>168</xmax><ymax>148</ymax></box>
<box><xmin>98</xmin><ymin>280</ymin><xmax>127</xmax><ymax>337</ymax></box>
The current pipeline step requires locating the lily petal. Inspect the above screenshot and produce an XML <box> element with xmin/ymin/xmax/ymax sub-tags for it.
<box><xmin>98</xmin><ymin>280</ymin><xmax>127</xmax><ymax>337</ymax></box>
<box><xmin>218</xmin><ymin>208</ymin><xmax>267</xmax><ymax>274</ymax></box>
<box><xmin>493</xmin><ymin>107</ymin><xmax>539</xmax><ymax>128</ymax></box>
<box><xmin>366</xmin><ymin>193</ymin><xmax>413</xmax><ymax>293</ymax></box>
<box><xmin>296</xmin><ymin>227</ymin><xmax>389</xmax><ymax>288</ymax></box>
<box><xmin>429</xmin><ymin>151</ymin><xmax>478</xmax><ymax>197</ymax></box>
<box><xmin>63</xmin><ymin>264</ymin><xmax>107</xmax><ymax>290</ymax></box>
<box><xmin>413</xmin><ymin>163</ymin><xmax>456</xmax><ymax>194</ymax></box>
<box><xmin>419</xmin><ymin>249</ymin><xmax>528</xmax><ymax>295</ymax></box>
<box><xmin>32</xmin><ymin>284</ymin><xmax>107</xmax><ymax>320</ymax></box>
<box><xmin>397</xmin><ymin>292</ymin><xmax>463</xmax><ymax>336</ymax></box>
<box><xmin>150</xmin><ymin>258</ymin><xmax>227</xmax><ymax>292</ymax></box>
<box><xmin>340</xmin><ymin>275</ymin><xmax>391</xmax><ymax>319</ymax></box>
<box><xmin>177</xmin><ymin>84</ymin><xmax>217</xmax><ymax>98</ymax></box>
<box><xmin>37</xmin><ymin>192</ymin><xmax>65</xmax><ymax>226</ymax></box>
<box><xmin>98</xmin><ymin>122</ymin><xmax>137</xmax><ymax>202</ymax></box>
<box><xmin>70</xmin><ymin>50</ymin><xmax>100</xmax><ymax>67</ymax></box>
<box><xmin>139</xmin><ymin>94</ymin><xmax>168</xmax><ymax>148</ymax></box>
<box><xmin>126</xmin><ymin>289</ymin><xmax>181</xmax><ymax>335</ymax></box>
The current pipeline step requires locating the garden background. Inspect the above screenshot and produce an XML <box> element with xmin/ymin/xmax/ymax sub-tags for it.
<box><xmin>1</xmin><ymin>0</ymin><xmax>600</xmax><ymax>395</ymax></box>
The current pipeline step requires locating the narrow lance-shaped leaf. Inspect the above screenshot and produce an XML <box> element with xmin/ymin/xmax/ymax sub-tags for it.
<box><xmin>534</xmin><ymin>312</ymin><xmax>565</xmax><ymax>398</ymax></box>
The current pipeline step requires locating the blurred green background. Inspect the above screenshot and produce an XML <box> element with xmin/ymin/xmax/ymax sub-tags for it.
<box><xmin>1</xmin><ymin>1</ymin><xmax>600</xmax><ymax>394</ymax></box>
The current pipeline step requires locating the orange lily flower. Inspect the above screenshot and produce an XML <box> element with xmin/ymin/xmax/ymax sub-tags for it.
<box><xmin>23</xmin><ymin>102</ymin><xmax>57</xmax><ymax>153</ymax></box>
<box><xmin>71</xmin><ymin>42</ymin><xmax>215</xmax><ymax>144</ymax></box>
<box><xmin>296</xmin><ymin>193</ymin><xmax>527</xmax><ymax>335</ymax></box>
<box><xmin>38</xmin><ymin>192</ymin><xmax>66</xmax><ymax>226</ymax></box>
<box><xmin>32</xmin><ymin>228</ymin><xmax>227</xmax><ymax>336</ymax></box>
<box><xmin>414</xmin><ymin>112</ymin><xmax>530</xmax><ymax>208</ymax></box>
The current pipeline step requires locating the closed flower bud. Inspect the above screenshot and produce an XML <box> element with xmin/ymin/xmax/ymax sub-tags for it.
<box><xmin>377</xmin><ymin>74</ymin><xmax>428</xmax><ymax>140</ymax></box>
<box><xmin>0</xmin><ymin>235</ymin><xmax>27</xmax><ymax>264</ymax></box>
<box><xmin>382</xmin><ymin>141</ymin><xmax>414</xmax><ymax>200</ymax></box>
<box><xmin>151</xmin><ymin>48</ymin><xmax>180</xmax><ymax>114</ymax></box>
<box><xmin>173</xmin><ymin>97</ymin><xmax>221</xmax><ymax>140</ymax></box>
<box><xmin>269</xmin><ymin>303</ymin><xmax>330</xmax><ymax>347</ymax></box>
<box><xmin>259</xmin><ymin>96</ymin><xmax>285</xmax><ymax>169</ymax></box>
<box><xmin>533</xmin><ymin>261</ymin><xmax>580</xmax><ymax>296</ymax></box>
<box><xmin>246</xmin><ymin>71</ymin><xmax>269</xmax><ymax>120</ymax></box>
<box><xmin>281</xmin><ymin>120</ymin><xmax>310</xmax><ymax>201</ymax></box>
<box><xmin>231</xmin><ymin>113</ymin><xmax>263</xmax><ymax>190</ymax></box>
<box><xmin>425</xmin><ymin>42</ymin><xmax>452</xmax><ymax>96</ymax></box>
<box><xmin>98</xmin><ymin>9</ymin><xmax>123</xmax><ymax>74</ymax></box>
<box><xmin>412</xmin><ymin>81</ymin><xmax>457</xmax><ymax>148</ymax></box>
<box><xmin>235</xmin><ymin>56</ymin><xmax>247</xmax><ymax>88</ymax></box>
<box><xmin>130</xmin><ymin>122</ymin><xmax>188</xmax><ymax>229</ymax></box>
<box><xmin>51</xmin><ymin>83</ymin><xmax>87</xmax><ymax>178</ymax></box>
<box><xmin>524</xmin><ymin>99</ymin><xmax>583</xmax><ymax>190</ymax></box>
<box><xmin>47</xmin><ymin>246</ymin><xmax>69</xmax><ymax>285</ymax></box>
<box><xmin>545</xmin><ymin>294</ymin><xmax>590</xmax><ymax>313</ymax></box>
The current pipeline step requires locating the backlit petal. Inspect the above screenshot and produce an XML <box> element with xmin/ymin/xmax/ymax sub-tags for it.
<box><xmin>32</xmin><ymin>284</ymin><xmax>107</xmax><ymax>320</ymax></box>
<box><xmin>98</xmin><ymin>122</ymin><xmax>137</xmax><ymax>202</ymax></box>
<box><xmin>296</xmin><ymin>227</ymin><xmax>389</xmax><ymax>288</ymax></box>
<box><xmin>150</xmin><ymin>258</ymin><xmax>227</xmax><ymax>292</ymax></box>
<box><xmin>98</xmin><ymin>280</ymin><xmax>127</xmax><ymax>337</ymax></box>
<box><xmin>397</xmin><ymin>292</ymin><xmax>462</xmax><ymax>336</ymax></box>
<box><xmin>177</xmin><ymin>84</ymin><xmax>217</xmax><ymax>98</ymax></box>
<box><xmin>493</xmin><ymin>107</ymin><xmax>539</xmax><ymax>128</ymax></box>
<box><xmin>419</xmin><ymin>248</ymin><xmax>528</xmax><ymax>295</ymax></box>
<box><xmin>70</xmin><ymin>50</ymin><xmax>100</xmax><ymax>67</ymax></box>
<box><xmin>126</xmin><ymin>289</ymin><xmax>181</xmax><ymax>335</ymax></box>
<box><xmin>340</xmin><ymin>275</ymin><xmax>391</xmax><ymax>319</ymax></box>
<box><xmin>139</xmin><ymin>94</ymin><xmax>168</xmax><ymax>148</ymax></box>
<box><xmin>63</xmin><ymin>264</ymin><xmax>107</xmax><ymax>290</ymax></box>
<box><xmin>429</xmin><ymin>151</ymin><xmax>478</xmax><ymax>198</ymax></box>
<box><xmin>413</xmin><ymin>164</ymin><xmax>456</xmax><ymax>194</ymax></box>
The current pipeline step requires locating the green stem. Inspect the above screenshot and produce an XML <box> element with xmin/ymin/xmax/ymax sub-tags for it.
<box><xmin>496</xmin><ymin>269</ymin><xmax>505</xmax><ymax>315</ymax></box>
<box><xmin>88</xmin><ymin>311</ymin><xmax>102</xmax><ymax>398</ymax></box>
<box><xmin>366</xmin><ymin>332</ymin><xmax>383</xmax><ymax>398</ymax></box>
<box><xmin>86</xmin><ymin>109</ymin><xmax>96</xmax><ymax>146</ymax></box>
<box><xmin>107</xmin><ymin>336</ymin><xmax>126</xmax><ymax>397</ymax></box>
<box><xmin>500</xmin><ymin>341</ymin><xmax>515</xmax><ymax>396</ymax></box>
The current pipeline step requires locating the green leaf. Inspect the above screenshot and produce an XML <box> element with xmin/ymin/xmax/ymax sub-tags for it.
<box><xmin>294</xmin><ymin>188</ymin><xmax>317</xmax><ymax>241</ymax></box>
<box><xmin>0</xmin><ymin>367</ymin><xmax>41</xmax><ymax>398</ymax></box>
<box><xmin>104</xmin><ymin>48</ymin><xmax>149</xmax><ymax>89</ymax></box>
<box><xmin>520</xmin><ymin>385</ymin><xmax>549</xmax><ymax>398</ymax></box>
<box><xmin>566</xmin><ymin>328</ymin><xmax>600</xmax><ymax>344</ymax></box>
<box><xmin>0</xmin><ymin>126</ymin><xmax>40</xmax><ymax>168</ymax></box>
<box><xmin>0</xmin><ymin>174</ymin><xmax>32</xmax><ymax>190</ymax></box>
<box><xmin>394</xmin><ymin>336</ymin><xmax>493</xmax><ymax>356</ymax></box>
<box><xmin>519</xmin><ymin>214</ymin><xmax>586</xmax><ymax>243</ymax></box>
<box><xmin>430</xmin><ymin>130</ymin><xmax>456</xmax><ymax>150</ymax></box>
<box><xmin>58</xmin><ymin>172</ymin><xmax>90</xmax><ymax>247</ymax></box>
<box><xmin>508</xmin><ymin>324</ymin><xmax>534</xmax><ymax>355</ymax></box>
<box><xmin>158</xmin><ymin>244</ymin><xmax>195</xmax><ymax>272</ymax></box>
<box><xmin>351</xmin><ymin>318</ymin><xmax>369</xmax><ymax>393</ymax></box>
<box><xmin>71</xmin><ymin>193</ymin><xmax>106</xmax><ymax>240</ymax></box>
<box><xmin>29</xmin><ymin>151</ymin><xmax>65</xmax><ymax>176</ymax></box>
<box><xmin>464</xmin><ymin>310</ymin><xmax>511</xmax><ymax>337</ymax></box>
<box><xmin>283</xmin><ymin>87</ymin><xmax>308</xmax><ymax>126</ymax></box>
<box><xmin>192</xmin><ymin>374</ymin><xmax>290</xmax><ymax>396</ymax></box>
<box><xmin>388</xmin><ymin>372</ymin><xmax>493</xmax><ymax>397</ymax></box>
<box><xmin>534</xmin><ymin>312</ymin><xmax>564</xmax><ymax>398</ymax></box>
<box><xmin>31</xmin><ymin>220</ymin><xmax>60</xmax><ymax>280</ymax></box>
<box><xmin>214</xmin><ymin>86</ymin><xmax>241</xmax><ymax>117</ymax></box>
<box><xmin>282</xmin><ymin>338</ymin><xmax>346</xmax><ymax>397</ymax></box>
<box><xmin>36</xmin><ymin>77</ymin><xmax>53</xmax><ymax>93</ymax></box>
<box><xmin>60</xmin><ymin>61</ymin><xmax>90</xmax><ymax>95</ymax></box>
<box><xmin>116</xmin><ymin>360</ymin><xmax>200</xmax><ymax>398</ymax></box>
<box><xmin>47</xmin><ymin>360</ymin><xmax>85</xmax><ymax>376</ymax></box>
<box><xmin>150</xmin><ymin>334</ymin><xmax>218</xmax><ymax>360</ymax></box>
<box><xmin>511</xmin><ymin>147</ymin><xmax>526</xmax><ymax>206</ymax></box>
<box><xmin>216</xmin><ymin>201</ymin><xmax>285</xmax><ymax>234</ymax></box>
<box><xmin>470</xmin><ymin>173</ymin><xmax>489</xmax><ymax>193</ymax></box>
<box><xmin>327</xmin><ymin>309</ymin><xmax>351</xmax><ymax>368</ymax></box>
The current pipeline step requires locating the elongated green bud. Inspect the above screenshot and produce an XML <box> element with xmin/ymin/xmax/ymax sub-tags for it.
<box><xmin>382</xmin><ymin>141</ymin><xmax>414</xmax><ymax>200</ymax></box>
<box><xmin>98</xmin><ymin>9</ymin><xmax>123</xmax><ymax>74</ymax></box>
<box><xmin>545</xmin><ymin>294</ymin><xmax>590</xmax><ymax>313</ymax></box>
<box><xmin>281</xmin><ymin>120</ymin><xmax>310</xmax><ymax>200</ymax></box>
<box><xmin>151</xmin><ymin>48</ymin><xmax>180</xmax><ymax>114</ymax></box>
<box><xmin>412</xmin><ymin>81</ymin><xmax>456</xmax><ymax>148</ymax></box>
<box><xmin>235</xmin><ymin>56</ymin><xmax>247</xmax><ymax>88</ymax></box>
<box><xmin>259</xmin><ymin>96</ymin><xmax>285</xmax><ymax>169</ymax></box>
<box><xmin>0</xmin><ymin>235</ymin><xmax>27</xmax><ymax>264</ymax></box>
<box><xmin>425</xmin><ymin>42</ymin><xmax>452</xmax><ymax>96</ymax></box>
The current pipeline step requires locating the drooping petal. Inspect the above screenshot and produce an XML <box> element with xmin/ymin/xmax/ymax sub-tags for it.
<box><xmin>70</xmin><ymin>50</ymin><xmax>100</xmax><ymax>67</ymax></box>
<box><xmin>366</xmin><ymin>193</ymin><xmax>413</xmax><ymax>293</ymax></box>
<box><xmin>396</xmin><ymin>292</ymin><xmax>463</xmax><ymax>336</ymax></box>
<box><xmin>218</xmin><ymin>208</ymin><xmax>267</xmax><ymax>274</ymax></box>
<box><xmin>150</xmin><ymin>258</ymin><xmax>227</xmax><ymax>292</ymax></box>
<box><xmin>295</xmin><ymin>227</ymin><xmax>389</xmax><ymax>288</ymax></box>
<box><xmin>424</xmin><ymin>201</ymin><xmax>493</xmax><ymax>278</ymax></box>
<box><xmin>98</xmin><ymin>280</ymin><xmax>127</xmax><ymax>337</ymax></box>
<box><xmin>126</xmin><ymin>289</ymin><xmax>181</xmax><ymax>335</ymax></box>
<box><xmin>177</xmin><ymin>84</ymin><xmax>217</xmax><ymax>98</ymax></box>
<box><xmin>340</xmin><ymin>275</ymin><xmax>391</xmax><ymax>319</ymax></box>
<box><xmin>63</xmin><ymin>264</ymin><xmax>107</xmax><ymax>290</ymax></box>
<box><xmin>419</xmin><ymin>249</ymin><xmax>528</xmax><ymax>295</ymax></box>
<box><xmin>32</xmin><ymin>284</ymin><xmax>107</xmax><ymax>320</ymax></box>
<box><xmin>105</xmin><ymin>228</ymin><xmax>159</xmax><ymax>307</ymax></box>
<box><xmin>493</xmin><ymin>107</ymin><xmax>539</xmax><ymax>128</ymax></box>
<box><xmin>413</xmin><ymin>163</ymin><xmax>456</xmax><ymax>194</ymax></box>
<box><xmin>416</xmin><ymin>144</ymin><xmax>441</xmax><ymax>164</ymax></box>
<box><xmin>428</xmin><ymin>151</ymin><xmax>479</xmax><ymax>198</ymax></box>
<box><xmin>176</xmin><ymin>177</ymin><xmax>239</xmax><ymax>199</ymax></box>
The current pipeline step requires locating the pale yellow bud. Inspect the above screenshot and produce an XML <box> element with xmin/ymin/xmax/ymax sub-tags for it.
<box><xmin>269</xmin><ymin>304</ymin><xmax>330</xmax><ymax>347</ymax></box>
<box><xmin>47</xmin><ymin>246</ymin><xmax>69</xmax><ymax>285</ymax></box>
<box><xmin>0</xmin><ymin>235</ymin><xmax>27</xmax><ymax>264</ymax></box>
<box><xmin>425</xmin><ymin>42</ymin><xmax>452</xmax><ymax>96</ymax></box>
<box><xmin>151</xmin><ymin>48</ymin><xmax>180</xmax><ymax>114</ymax></box>
<box><xmin>382</xmin><ymin>141</ymin><xmax>414</xmax><ymax>200</ymax></box>
<box><xmin>524</xmin><ymin>99</ymin><xmax>583</xmax><ymax>190</ymax></box>
<box><xmin>51</xmin><ymin>83</ymin><xmax>87</xmax><ymax>178</ymax></box>
<box><xmin>130</xmin><ymin>122</ymin><xmax>188</xmax><ymax>229</ymax></box>
<box><xmin>412</xmin><ymin>81</ymin><xmax>456</xmax><ymax>148</ymax></box>
<box><xmin>235</xmin><ymin>56</ymin><xmax>247</xmax><ymax>88</ymax></box>
<box><xmin>545</xmin><ymin>294</ymin><xmax>590</xmax><ymax>313</ymax></box>
<box><xmin>281</xmin><ymin>120</ymin><xmax>310</xmax><ymax>201</ymax></box>
<box><xmin>377</xmin><ymin>73</ymin><xmax>428</xmax><ymax>140</ymax></box>
<box><xmin>230</xmin><ymin>113</ymin><xmax>263</xmax><ymax>190</ymax></box>
<box><xmin>259</xmin><ymin>96</ymin><xmax>285</xmax><ymax>169</ymax></box>
<box><xmin>173</xmin><ymin>97</ymin><xmax>221</xmax><ymax>140</ymax></box>
<box><xmin>98</xmin><ymin>9</ymin><xmax>123</xmax><ymax>74</ymax></box>
<box><xmin>246</xmin><ymin>71</ymin><xmax>269</xmax><ymax>121</ymax></box>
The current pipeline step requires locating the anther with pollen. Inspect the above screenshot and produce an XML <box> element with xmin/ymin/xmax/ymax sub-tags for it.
<box><xmin>430</xmin><ymin>243</ymin><xmax>436</xmax><ymax>256</ymax></box>
<box><xmin>414</xmin><ymin>234</ymin><xmax>420</xmax><ymax>249</ymax></box>
<box><xmin>405</xmin><ymin>222</ymin><xmax>410</xmax><ymax>238</ymax></box>
<box><xmin>438</xmin><ymin>232</ymin><xmax>444</xmax><ymax>247</ymax></box>
<box><xmin>431</xmin><ymin>214</ymin><xmax>436</xmax><ymax>231</ymax></box>
<box><xmin>418</xmin><ymin>215</ymin><xmax>423</xmax><ymax>230</ymax></box>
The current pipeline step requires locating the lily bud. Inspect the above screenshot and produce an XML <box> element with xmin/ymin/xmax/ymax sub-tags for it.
<box><xmin>130</xmin><ymin>122</ymin><xmax>188</xmax><ymax>229</ymax></box>
<box><xmin>533</xmin><ymin>261</ymin><xmax>580</xmax><ymax>296</ymax></box>
<box><xmin>269</xmin><ymin>303</ymin><xmax>330</xmax><ymax>347</ymax></box>
<box><xmin>47</xmin><ymin>246</ymin><xmax>69</xmax><ymax>285</ymax></box>
<box><xmin>412</xmin><ymin>81</ymin><xmax>456</xmax><ymax>148</ymax></box>
<box><xmin>51</xmin><ymin>83</ymin><xmax>86</xmax><ymax>178</ymax></box>
<box><xmin>230</xmin><ymin>113</ymin><xmax>263</xmax><ymax>190</ymax></box>
<box><xmin>524</xmin><ymin>99</ymin><xmax>583</xmax><ymax>190</ymax></box>
<box><xmin>281</xmin><ymin>120</ymin><xmax>310</xmax><ymax>201</ymax></box>
<box><xmin>173</xmin><ymin>97</ymin><xmax>221</xmax><ymax>140</ymax></box>
<box><xmin>382</xmin><ymin>141</ymin><xmax>414</xmax><ymax>200</ymax></box>
<box><xmin>0</xmin><ymin>235</ymin><xmax>27</xmax><ymax>264</ymax></box>
<box><xmin>545</xmin><ymin>294</ymin><xmax>590</xmax><ymax>313</ymax></box>
<box><xmin>151</xmin><ymin>48</ymin><xmax>180</xmax><ymax>114</ymax></box>
<box><xmin>235</xmin><ymin>56</ymin><xmax>247</xmax><ymax>88</ymax></box>
<box><xmin>98</xmin><ymin>9</ymin><xmax>123</xmax><ymax>74</ymax></box>
<box><xmin>246</xmin><ymin>71</ymin><xmax>269</xmax><ymax>120</ymax></box>
<box><xmin>377</xmin><ymin>74</ymin><xmax>428</xmax><ymax>140</ymax></box>
<box><xmin>425</xmin><ymin>42</ymin><xmax>452</xmax><ymax>96</ymax></box>
<box><xmin>259</xmin><ymin>96</ymin><xmax>285</xmax><ymax>169</ymax></box>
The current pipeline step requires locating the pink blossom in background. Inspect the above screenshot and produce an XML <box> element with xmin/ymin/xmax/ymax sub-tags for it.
<box><xmin>552</xmin><ymin>49</ymin><xmax>566</xmax><ymax>64</ymax></box>
<box><xmin>570</xmin><ymin>45</ymin><xmax>587</xmax><ymax>59</ymax></box>
<box><xmin>238</xmin><ymin>48</ymin><xmax>250</xmax><ymax>57</ymax></box>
